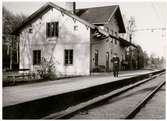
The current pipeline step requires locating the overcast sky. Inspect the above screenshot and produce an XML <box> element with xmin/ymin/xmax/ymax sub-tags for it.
<box><xmin>3</xmin><ymin>1</ymin><xmax>166</xmax><ymax>57</ymax></box>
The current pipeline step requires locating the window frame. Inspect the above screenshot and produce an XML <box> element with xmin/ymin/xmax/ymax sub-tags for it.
<box><xmin>46</xmin><ymin>21</ymin><xmax>59</xmax><ymax>38</ymax></box>
<box><xmin>64</xmin><ymin>49</ymin><xmax>73</xmax><ymax>65</ymax></box>
<box><xmin>33</xmin><ymin>50</ymin><xmax>41</xmax><ymax>65</ymax></box>
<box><xmin>28</xmin><ymin>27</ymin><xmax>33</xmax><ymax>33</ymax></box>
<box><xmin>74</xmin><ymin>25</ymin><xmax>79</xmax><ymax>31</ymax></box>
<box><xmin>115</xmin><ymin>39</ymin><xmax>117</xmax><ymax>45</ymax></box>
<box><xmin>115</xmin><ymin>32</ymin><xmax>117</xmax><ymax>37</ymax></box>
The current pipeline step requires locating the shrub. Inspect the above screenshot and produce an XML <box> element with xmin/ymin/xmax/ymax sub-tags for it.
<box><xmin>38</xmin><ymin>57</ymin><xmax>56</xmax><ymax>79</ymax></box>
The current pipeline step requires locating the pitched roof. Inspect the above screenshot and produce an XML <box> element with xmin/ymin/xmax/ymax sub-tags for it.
<box><xmin>76</xmin><ymin>5</ymin><xmax>117</xmax><ymax>24</ymax></box>
<box><xmin>76</xmin><ymin>5</ymin><xmax>126</xmax><ymax>33</ymax></box>
<box><xmin>12</xmin><ymin>2</ymin><xmax>95</xmax><ymax>35</ymax></box>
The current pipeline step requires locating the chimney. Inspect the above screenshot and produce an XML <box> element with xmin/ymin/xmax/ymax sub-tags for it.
<box><xmin>65</xmin><ymin>2</ymin><xmax>76</xmax><ymax>14</ymax></box>
<box><xmin>73</xmin><ymin>2</ymin><xmax>76</xmax><ymax>14</ymax></box>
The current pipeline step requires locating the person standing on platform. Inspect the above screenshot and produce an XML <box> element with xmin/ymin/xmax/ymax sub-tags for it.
<box><xmin>111</xmin><ymin>53</ymin><xmax>120</xmax><ymax>77</ymax></box>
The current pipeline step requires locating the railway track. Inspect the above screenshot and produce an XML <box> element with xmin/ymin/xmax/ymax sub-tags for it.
<box><xmin>43</xmin><ymin>71</ymin><xmax>165</xmax><ymax>119</ymax></box>
<box><xmin>125</xmin><ymin>79</ymin><xmax>165</xmax><ymax>119</ymax></box>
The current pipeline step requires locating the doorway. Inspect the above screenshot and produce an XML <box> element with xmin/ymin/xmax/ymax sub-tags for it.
<box><xmin>106</xmin><ymin>52</ymin><xmax>109</xmax><ymax>72</ymax></box>
<box><xmin>95</xmin><ymin>50</ymin><xmax>99</xmax><ymax>68</ymax></box>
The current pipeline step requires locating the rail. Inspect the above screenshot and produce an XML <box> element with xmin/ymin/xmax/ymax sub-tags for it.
<box><xmin>125</xmin><ymin>80</ymin><xmax>165</xmax><ymax>119</ymax></box>
<box><xmin>43</xmin><ymin>71</ymin><xmax>165</xmax><ymax>119</ymax></box>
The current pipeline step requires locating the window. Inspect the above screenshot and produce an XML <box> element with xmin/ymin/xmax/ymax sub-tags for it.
<box><xmin>29</xmin><ymin>28</ymin><xmax>33</xmax><ymax>33</ymax></box>
<box><xmin>46</xmin><ymin>22</ymin><xmax>59</xmax><ymax>37</ymax></box>
<box><xmin>33</xmin><ymin>50</ymin><xmax>41</xmax><ymax>65</ymax></box>
<box><xmin>95</xmin><ymin>50</ymin><xmax>99</xmax><ymax>66</ymax></box>
<box><xmin>115</xmin><ymin>32</ymin><xmax>119</xmax><ymax>38</ymax></box>
<box><xmin>74</xmin><ymin>25</ymin><xmax>79</xmax><ymax>31</ymax></box>
<box><xmin>64</xmin><ymin>49</ymin><xmax>73</xmax><ymax>65</ymax></box>
<box><xmin>115</xmin><ymin>39</ymin><xmax>117</xmax><ymax>45</ymax></box>
<box><xmin>115</xmin><ymin>32</ymin><xmax>117</xmax><ymax>37</ymax></box>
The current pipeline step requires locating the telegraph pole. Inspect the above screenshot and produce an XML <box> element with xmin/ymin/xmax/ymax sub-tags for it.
<box><xmin>127</xmin><ymin>17</ymin><xmax>136</xmax><ymax>70</ymax></box>
<box><xmin>129</xmin><ymin>34</ymin><xmax>132</xmax><ymax>70</ymax></box>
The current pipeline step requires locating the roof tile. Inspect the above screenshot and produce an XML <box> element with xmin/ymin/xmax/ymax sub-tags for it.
<box><xmin>76</xmin><ymin>5</ymin><xmax>118</xmax><ymax>24</ymax></box>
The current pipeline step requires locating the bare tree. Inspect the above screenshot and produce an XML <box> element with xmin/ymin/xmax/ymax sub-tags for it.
<box><xmin>126</xmin><ymin>16</ymin><xmax>136</xmax><ymax>70</ymax></box>
<box><xmin>3</xmin><ymin>7</ymin><xmax>27</xmax><ymax>34</ymax></box>
<box><xmin>127</xmin><ymin>16</ymin><xmax>136</xmax><ymax>43</ymax></box>
<box><xmin>3</xmin><ymin>7</ymin><xmax>27</xmax><ymax>70</ymax></box>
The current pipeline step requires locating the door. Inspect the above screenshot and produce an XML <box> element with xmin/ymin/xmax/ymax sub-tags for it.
<box><xmin>95</xmin><ymin>50</ymin><xmax>98</xmax><ymax>67</ymax></box>
<box><xmin>106</xmin><ymin>52</ymin><xmax>109</xmax><ymax>72</ymax></box>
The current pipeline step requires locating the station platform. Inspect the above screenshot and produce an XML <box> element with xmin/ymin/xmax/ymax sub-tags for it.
<box><xmin>3</xmin><ymin>70</ymin><xmax>156</xmax><ymax>107</ymax></box>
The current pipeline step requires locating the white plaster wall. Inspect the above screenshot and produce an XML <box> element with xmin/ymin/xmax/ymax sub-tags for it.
<box><xmin>20</xmin><ymin>8</ymin><xmax>90</xmax><ymax>76</ymax></box>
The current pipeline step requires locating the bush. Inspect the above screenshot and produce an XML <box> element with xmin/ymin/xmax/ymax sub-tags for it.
<box><xmin>38</xmin><ymin>57</ymin><xmax>56</xmax><ymax>79</ymax></box>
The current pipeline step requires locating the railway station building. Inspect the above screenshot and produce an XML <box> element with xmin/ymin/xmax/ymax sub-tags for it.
<box><xmin>12</xmin><ymin>2</ymin><xmax>136</xmax><ymax>77</ymax></box>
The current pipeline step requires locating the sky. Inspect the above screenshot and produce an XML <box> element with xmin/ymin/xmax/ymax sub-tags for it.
<box><xmin>3</xmin><ymin>1</ymin><xmax>167</xmax><ymax>58</ymax></box>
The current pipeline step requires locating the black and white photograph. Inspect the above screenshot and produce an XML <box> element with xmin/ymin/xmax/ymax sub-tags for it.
<box><xmin>2</xmin><ymin>0</ymin><xmax>166</xmax><ymax>119</ymax></box>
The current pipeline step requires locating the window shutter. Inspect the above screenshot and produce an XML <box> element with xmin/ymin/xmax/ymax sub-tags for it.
<box><xmin>56</xmin><ymin>22</ymin><xmax>59</xmax><ymax>37</ymax></box>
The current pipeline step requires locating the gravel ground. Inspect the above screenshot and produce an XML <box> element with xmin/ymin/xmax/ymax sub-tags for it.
<box><xmin>70</xmin><ymin>74</ymin><xmax>165</xmax><ymax>119</ymax></box>
<box><xmin>134</xmin><ymin>85</ymin><xmax>165</xmax><ymax>119</ymax></box>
